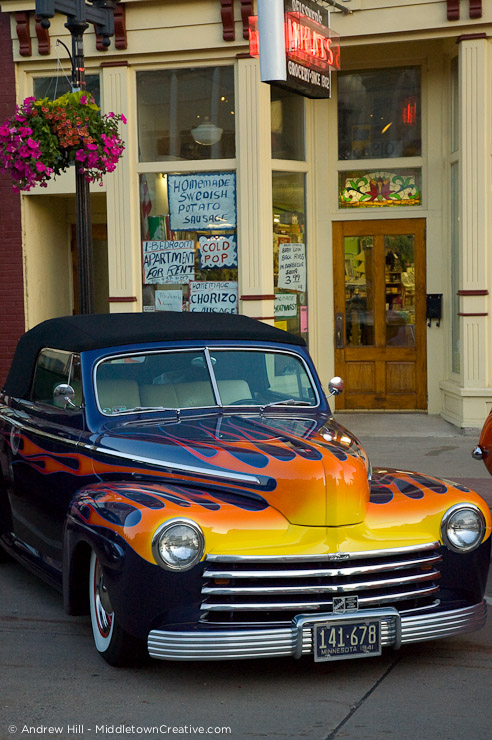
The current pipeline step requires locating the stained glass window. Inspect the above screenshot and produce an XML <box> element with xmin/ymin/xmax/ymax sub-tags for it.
<box><xmin>339</xmin><ymin>169</ymin><xmax>422</xmax><ymax>208</ymax></box>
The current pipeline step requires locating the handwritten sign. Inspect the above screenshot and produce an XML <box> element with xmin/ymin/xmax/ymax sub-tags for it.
<box><xmin>274</xmin><ymin>293</ymin><xmax>297</xmax><ymax>318</ymax></box>
<box><xmin>199</xmin><ymin>236</ymin><xmax>237</xmax><ymax>269</ymax></box>
<box><xmin>155</xmin><ymin>290</ymin><xmax>183</xmax><ymax>312</ymax></box>
<box><xmin>168</xmin><ymin>173</ymin><xmax>236</xmax><ymax>231</ymax></box>
<box><xmin>189</xmin><ymin>281</ymin><xmax>238</xmax><ymax>313</ymax></box>
<box><xmin>277</xmin><ymin>242</ymin><xmax>306</xmax><ymax>292</ymax></box>
<box><xmin>143</xmin><ymin>240</ymin><xmax>195</xmax><ymax>284</ymax></box>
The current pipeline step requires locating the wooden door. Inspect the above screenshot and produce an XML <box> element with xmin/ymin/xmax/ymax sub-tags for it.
<box><xmin>333</xmin><ymin>219</ymin><xmax>427</xmax><ymax>410</ymax></box>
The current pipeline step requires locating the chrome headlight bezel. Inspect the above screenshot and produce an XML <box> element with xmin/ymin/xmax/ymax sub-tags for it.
<box><xmin>441</xmin><ymin>503</ymin><xmax>486</xmax><ymax>554</ymax></box>
<box><xmin>152</xmin><ymin>518</ymin><xmax>205</xmax><ymax>571</ymax></box>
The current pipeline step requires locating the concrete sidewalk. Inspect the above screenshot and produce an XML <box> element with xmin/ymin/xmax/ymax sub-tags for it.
<box><xmin>334</xmin><ymin>411</ymin><xmax>492</xmax><ymax>508</ymax></box>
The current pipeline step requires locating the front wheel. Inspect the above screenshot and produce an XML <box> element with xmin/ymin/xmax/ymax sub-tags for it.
<box><xmin>89</xmin><ymin>550</ymin><xmax>146</xmax><ymax>666</ymax></box>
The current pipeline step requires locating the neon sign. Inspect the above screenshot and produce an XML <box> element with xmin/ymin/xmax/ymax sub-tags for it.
<box><xmin>285</xmin><ymin>12</ymin><xmax>340</xmax><ymax>73</ymax></box>
<box><xmin>251</xmin><ymin>0</ymin><xmax>341</xmax><ymax>99</ymax></box>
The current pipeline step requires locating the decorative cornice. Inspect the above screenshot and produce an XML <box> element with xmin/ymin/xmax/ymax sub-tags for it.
<box><xmin>447</xmin><ymin>0</ymin><xmax>460</xmax><ymax>21</ymax></box>
<box><xmin>240</xmin><ymin>0</ymin><xmax>253</xmax><ymax>40</ymax></box>
<box><xmin>457</xmin><ymin>32</ymin><xmax>488</xmax><ymax>42</ymax></box>
<box><xmin>14</xmin><ymin>11</ymin><xmax>31</xmax><ymax>57</ymax></box>
<box><xmin>457</xmin><ymin>289</ymin><xmax>489</xmax><ymax>296</ymax></box>
<box><xmin>108</xmin><ymin>296</ymin><xmax>137</xmax><ymax>303</ymax></box>
<box><xmin>469</xmin><ymin>0</ymin><xmax>483</xmax><ymax>19</ymax></box>
<box><xmin>220</xmin><ymin>0</ymin><xmax>235</xmax><ymax>41</ymax></box>
<box><xmin>95</xmin><ymin>2</ymin><xmax>127</xmax><ymax>51</ymax></box>
<box><xmin>35</xmin><ymin>16</ymin><xmax>50</xmax><ymax>55</ymax></box>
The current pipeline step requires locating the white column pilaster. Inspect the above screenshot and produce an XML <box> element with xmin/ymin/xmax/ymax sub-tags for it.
<box><xmin>101</xmin><ymin>64</ymin><xmax>140</xmax><ymax>313</ymax></box>
<box><xmin>236</xmin><ymin>57</ymin><xmax>274</xmax><ymax>322</ymax></box>
<box><xmin>458</xmin><ymin>38</ymin><xmax>490</xmax><ymax>390</ymax></box>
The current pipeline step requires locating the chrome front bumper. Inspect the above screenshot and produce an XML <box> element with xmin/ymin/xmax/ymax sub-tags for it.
<box><xmin>147</xmin><ymin>601</ymin><xmax>487</xmax><ymax>661</ymax></box>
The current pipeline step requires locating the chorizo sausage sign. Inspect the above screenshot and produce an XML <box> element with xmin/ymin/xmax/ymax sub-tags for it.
<box><xmin>189</xmin><ymin>281</ymin><xmax>238</xmax><ymax>313</ymax></box>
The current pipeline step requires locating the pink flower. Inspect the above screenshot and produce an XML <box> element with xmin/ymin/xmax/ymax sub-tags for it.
<box><xmin>80</xmin><ymin>95</ymin><xmax>87</xmax><ymax>105</ymax></box>
<box><xmin>121</xmin><ymin>114</ymin><xmax>127</xmax><ymax>125</ymax></box>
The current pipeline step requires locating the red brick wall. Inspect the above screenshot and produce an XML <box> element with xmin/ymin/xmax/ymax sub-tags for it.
<box><xmin>0</xmin><ymin>11</ymin><xmax>25</xmax><ymax>387</ymax></box>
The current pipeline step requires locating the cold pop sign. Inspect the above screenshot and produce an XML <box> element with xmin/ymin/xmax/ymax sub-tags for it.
<box><xmin>199</xmin><ymin>235</ymin><xmax>237</xmax><ymax>269</ymax></box>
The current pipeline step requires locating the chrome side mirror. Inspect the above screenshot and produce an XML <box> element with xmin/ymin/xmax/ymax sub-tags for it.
<box><xmin>53</xmin><ymin>384</ymin><xmax>77</xmax><ymax>409</ymax></box>
<box><xmin>328</xmin><ymin>376</ymin><xmax>344</xmax><ymax>398</ymax></box>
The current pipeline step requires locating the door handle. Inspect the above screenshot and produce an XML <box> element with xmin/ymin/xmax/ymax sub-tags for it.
<box><xmin>335</xmin><ymin>313</ymin><xmax>344</xmax><ymax>349</ymax></box>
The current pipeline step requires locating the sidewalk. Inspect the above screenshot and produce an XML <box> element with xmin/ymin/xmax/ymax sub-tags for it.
<box><xmin>334</xmin><ymin>412</ymin><xmax>492</xmax><ymax>509</ymax></box>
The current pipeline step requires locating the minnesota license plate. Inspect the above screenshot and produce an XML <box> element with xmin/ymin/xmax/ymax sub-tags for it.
<box><xmin>314</xmin><ymin>619</ymin><xmax>382</xmax><ymax>662</ymax></box>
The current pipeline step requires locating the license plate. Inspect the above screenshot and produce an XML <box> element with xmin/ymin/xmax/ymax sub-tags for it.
<box><xmin>314</xmin><ymin>619</ymin><xmax>381</xmax><ymax>662</ymax></box>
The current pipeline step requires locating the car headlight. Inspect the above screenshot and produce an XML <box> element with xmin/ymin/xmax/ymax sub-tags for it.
<box><xmin>152</xmin><ymin>519</ymin><xmax>205</xmax><ymax>571</ymax></box>
<box><xmin>441</xmin><ymin>504</ymin><xmax>486</xmax><ymax>553</ymax></box>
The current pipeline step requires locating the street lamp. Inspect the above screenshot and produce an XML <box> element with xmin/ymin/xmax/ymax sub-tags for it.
<box><xmin>35</xmin><ymin>0</ymin><xmax>118</xmax><ymax>314</ymax></box>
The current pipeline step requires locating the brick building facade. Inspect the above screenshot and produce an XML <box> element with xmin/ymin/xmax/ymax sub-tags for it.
<box><xmin>0</xmin><ymin>12</ymin><xmax>25</xmax><ymax>386</ymax></box>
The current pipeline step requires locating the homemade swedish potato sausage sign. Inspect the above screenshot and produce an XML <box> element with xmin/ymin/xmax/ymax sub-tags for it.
<box><xmin>143</xmin><ymin>240</ymin><xmax>195</xmax><ymax>284</ymax></box>
<box><xmin>189</xmin><ymin>281</ymin><xmax>238</xmax><ymax>313</ymax></box>
<box><xmin>199</xmin><ymin>235</ymin><xmax>237</xmax><ymax>269</ymax></box>
<box><xmin>168</xmin><ymin>173</ymin><xmax>237</xmax><ymax>230</ymax></box>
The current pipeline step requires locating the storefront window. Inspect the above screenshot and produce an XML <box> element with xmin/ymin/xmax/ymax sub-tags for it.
<box><xmin>338</xmin><ymin>67</ymin><xmax>421</xmax><ymax>160</ymax></box>
<box><xmin>339</xmin><ymin>169</ymin><xmax>421</xmax><ymax>208</ymax></box>
<box><xmin>33</xmin><ymin>75</ymin><xmax>100</xmax><ymax>105</ymax></box>
<box><xmin>137</xmin><ymin>67</ymin><xmax>235</xmax><ymax>162</ymax></box>
<box><xmin>384</xmin><ymin>235</ymin><xmax>416</xmax><ymax>347</ymax></box>
<box><xmin>273</xmin><ymin>172</ymin><xmax>307</xmax><ymax>341</ymax></box>
<box><xmin>344</xmin><ymin>237</ymin><xmax>374</xmax><ymax>347</ymax></box>
<box><xmin>140</xmin><ymin>172</ymin><xmax>238</xmax><ymax>313</ymax></box>
<box><xmin>271</xmin><ymin>88</ymin><xmax>305</xmax><ymax>160</ymax></box>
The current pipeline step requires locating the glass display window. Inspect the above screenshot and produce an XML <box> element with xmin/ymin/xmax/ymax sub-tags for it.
<box><xmin>33</xmin><ymin>75</ymin><xmax>101</xmax><ymax>105</ymax></box>
<box><xmin>272</xmin><ymin>172</ymin><xmax>308</xmax><ymax>341</ymax></box>
<box><xmin>271</xmin><ymin>87</ymin><xmax>305</xmax><ymax>161</ymax></box>
<box><xmin>137</xmin><ymin>67</ymin><xmax>235</xmax><ymax>162</ymax></box>
<box><xmin>338</xmin><ymin>67</ymin><xmax>421</xmax><ymax>160</ymax></box>
<box><xmin>140</xmin><ymin>172</ymin><xmax>238</xmax><ymax>314</ymax></box>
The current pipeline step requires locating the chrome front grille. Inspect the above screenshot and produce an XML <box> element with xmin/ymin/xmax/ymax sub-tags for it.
<box><xmin>200</xmin><ymin>542</ymin><xmax>442</xmax><ymax>624</ymax></box>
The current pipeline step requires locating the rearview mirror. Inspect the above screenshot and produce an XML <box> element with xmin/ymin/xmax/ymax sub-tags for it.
<box><xmin>328</xmin><ymin>377</ymin><xmax>344</xmax><ymax>398</ymax></box>
<box><xmin>53</xmin><ymin>384</ymin><xmax>77</xmax><ymax>409</ymax></box>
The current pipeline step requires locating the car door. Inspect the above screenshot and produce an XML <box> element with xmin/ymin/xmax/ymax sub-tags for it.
<box><xmin>4</xmin><ymin>350</ymin><xmax>88</xmax><ymax>571</ymax></box>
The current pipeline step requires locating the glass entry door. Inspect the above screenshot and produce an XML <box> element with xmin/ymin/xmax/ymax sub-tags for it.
<box><xmin>333</xmin><ymin>219</ymin><xmax>426</xmax><ymax>409</ymax></box>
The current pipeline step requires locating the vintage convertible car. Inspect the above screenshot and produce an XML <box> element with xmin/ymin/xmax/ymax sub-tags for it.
<box><xmin>0</xmin><ymin>312</ymin><xmax>490</xmax><ymax>666</ymax></box>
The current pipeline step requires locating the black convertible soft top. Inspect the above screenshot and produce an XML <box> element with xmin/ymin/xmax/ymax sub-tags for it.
<box><xmin>3</xmin><ymin>312</ymin><xmax>306</xmax><ymax>398</ymax></box>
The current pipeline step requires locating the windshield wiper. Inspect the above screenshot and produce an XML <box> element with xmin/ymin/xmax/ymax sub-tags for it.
<box><xmin>260</xmin><ymin>399</ymin><xmax>312</xmax><ymax>411</ymax></box>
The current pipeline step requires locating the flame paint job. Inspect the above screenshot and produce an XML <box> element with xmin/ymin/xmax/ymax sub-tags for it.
<box><xmin>4</xmin><ymin>411</ymin><xmax>491</xmax><ymax>566</ymax></box>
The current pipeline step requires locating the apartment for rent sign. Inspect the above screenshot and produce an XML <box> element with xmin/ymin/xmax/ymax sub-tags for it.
<box><xmin>143</xmin><ymin>240</ymin><xmax>195</xmax><ymax>284</ymax></box>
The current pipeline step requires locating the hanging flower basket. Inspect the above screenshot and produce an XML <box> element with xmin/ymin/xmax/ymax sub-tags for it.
<box><xmin>0</xmin><ymin>91</ymin><xmax>126</xmax><ymax>193</ymax></box>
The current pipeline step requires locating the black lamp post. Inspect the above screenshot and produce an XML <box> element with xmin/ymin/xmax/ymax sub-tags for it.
<box><xmin>35</xmin><ymin>0</ymin><xmax>117</xmax><ymax>314</ymax></box>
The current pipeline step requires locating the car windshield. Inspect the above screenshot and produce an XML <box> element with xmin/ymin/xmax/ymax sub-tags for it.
<box><xmin>95</xmin><ymin>348</ymin><xmax>318</xmax><ymax>415</ymax></box>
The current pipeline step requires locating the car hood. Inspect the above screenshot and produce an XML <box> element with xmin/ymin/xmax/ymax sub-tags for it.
<box><xmin>93</xmin><ymin>413</ymin><xmax>370</xmax><ymax>527</ymax></box>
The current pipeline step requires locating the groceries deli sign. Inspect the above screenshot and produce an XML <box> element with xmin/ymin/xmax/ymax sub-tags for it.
<box><xmin>250</xmin><ymin>0</ymin><xmax>341</xmax><ymax>99</ymax></box>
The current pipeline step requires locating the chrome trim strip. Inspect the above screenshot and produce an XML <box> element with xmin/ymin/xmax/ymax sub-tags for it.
<box><xmin>203</xmin><ymin>554</ymin><xmax>442</xmax><ymax>579</ymax></box>
<box><xmin>201</xmin><ymin>584</ymin><xmax>440</xmax><ymax>612</ymax></box>
<box><xmin>1</xmin><ymin>415</ymin><xmax>263</xmax><ymax>486</ymax></box>
<box><xmin>147</xmin><ymin>602</ymin><xmax>486</xmax><ymax>661</ymax></box>
<box><xmin>205</xmin><ymin>542</ymin><xmax>441</xmax><ymax>563</ymax></box>
<box><xmin>202</xmin><ymin>571</ymin><xmax>439</xmax><ymax>596</ymax></box>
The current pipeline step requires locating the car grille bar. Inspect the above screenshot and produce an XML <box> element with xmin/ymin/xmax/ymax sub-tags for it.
<box><xmin>201</xmin><ymin>542</ymin><xmax>442</xmax><ymax>621</ymax></box>
<box><xmin>147</xmin><ymin>602</ymin><xmax>487</xmax><ymax>661</ymax></box>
